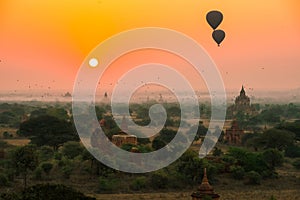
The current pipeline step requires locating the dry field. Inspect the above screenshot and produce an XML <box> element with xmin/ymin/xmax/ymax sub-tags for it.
<box><xmin>91</xmin><ymin>169</ymin><xmax>300</xmax><ymax>200</ymax></box>
<box><xmin>0</xmin><ymin>127</ymin><xmax>30</xmax><ymax>146</ymax></box>
<box><xmin>0</xmin><ymin>127</ymin><xmax>17</xmax><ymax>138</ymax></box>
<box><xmin>91</xmin><ymin>189</ymin><xmax>300</xmax><ymax>200</ymax></box>
<box><xmin>3</xmin><ymin>138</ymin><xmax>30</xmax><ymax>146</ymax></box>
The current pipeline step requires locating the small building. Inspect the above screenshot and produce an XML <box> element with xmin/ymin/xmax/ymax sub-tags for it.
<box><xmin>112</xmin><ymin>133</ymin><xmax>137</xmax><ymax>147</ymax></box>
<box><xmin>225</xmin><ymin>120</ymin><xmax>244</xmax><ymax>145</ymax></box>
<box><xmin>191</xmin><ymin>168</ymin><xmax>220</xmax><ymax>200</ymax></box>
<box><xmin>112</xmin><ymin>116</ymin><xmax>137</xmax><ymax>147</ymax></box>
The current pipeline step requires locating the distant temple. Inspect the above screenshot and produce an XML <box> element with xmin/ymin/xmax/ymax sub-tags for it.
<box><xmin>102</xmin><ymin>92</ymin><xmax>110</xmax><ymax>104</ymax></box>
<box><xmin>227</xmin><ymin>86</ymin><xmax>256</xmax><ymax>118</ymax></box>
<box><xmin>191</xmin><ymin>168</ymin><xmax>220</xmax><ymax>200</ymax></box>
<box><xmin>63</xmin><ymin>92</ymin><xmax>72</xmax><ymax>97</ymax></box>
<box><xmin>225</xmin><ymin>120</ymin><xmax>244</xmax><ymax>145</ymax></box>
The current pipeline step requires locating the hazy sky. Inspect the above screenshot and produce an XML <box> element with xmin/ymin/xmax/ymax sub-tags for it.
<box><xmin>1</xmin><ymin>0</ymin><xmax>300</xmax><ymax>93</ymax></box>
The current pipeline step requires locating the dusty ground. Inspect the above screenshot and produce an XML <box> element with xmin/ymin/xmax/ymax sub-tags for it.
<box><xmin>91</xmin><ymin>189</ymin><xmax>300</xmax><ymax>200</ymax></box>
<box><xmin>91</xmin><ymin>169</ymin><xmax>300</xmax><ymax>200</ymax></box>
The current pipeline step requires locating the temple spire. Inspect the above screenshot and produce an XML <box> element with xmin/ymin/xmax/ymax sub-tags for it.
<box><xmin>191</xmin><ymin>168</ymin><xmax>220</xmax><ymax>199</ymax></box>
<box><xmin>240</xmin><ymin>85</ymin><xmax>245</xmax><ymax>96</ymax></box>
<box><xmin>198</xmin><ymin>168</ymin><xmax>213</xmax><ymax>194</ymax></box>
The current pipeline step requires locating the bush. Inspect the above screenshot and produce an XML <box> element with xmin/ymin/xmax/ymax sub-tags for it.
<box><xmin>212</xmin><ymin>147</ymin><xmax>223</xmax><ymax>157</ymax></box>
<box><xmin>230</xmin><ymin>166</ymin><xmax>245</xmax><ymax>180</ymax></box>
<box><xmin>98</xmin><ymin>177</ymin><xmax>118</xmax><ymax>193</ymax></box>
<box><xmin>0</xmin><ymin>192</ymin><xmax>20</xmax><ymax>200</ymax></box>
<box><xmin>62</xmin><ymin>165</ymin><xmax>73</xmax><ymax>179</ymax></box>
<box><xmin>62</xmin><ymin>142</ymin><xmax>83</xmax><ymax>159</ymax></box>
<box><xmin>269</xmin><ymin>195</ymin><xmax>277</xmax><ymax>200</ymax></box>
<box><xmin>0</xmin><ymin>173</ymin><xmax>9</xmax><ymax>186</ymax></box>
<box><xmin>260</xmin><ymin>170</ymin><xmax>278</xmax><ymax>179</ymax></box>
<box><xmin>38</xmin><ymin>146</ymin><xmax>54</xmax><ymax>161</ymax></box>
<box><xmin>2</xmin><ymin>131</ymin><xmax>12</xmax><ymax>139</ymax></box>
<box><xmin>244</xmin><ymin>171</ymin><xmax>261</xmax><ymax>185</ymax></box>
<box><xmin>21</xmin><ymin>183</ymin><xmax>96</xmax><ymax>200</ymax></box>
<box><xmin>293</xmin><ymin>159</ymin><xmax>300</xmax><ymax>170</ymax></box>
<box><xmin>130</xmin><ymin>176</ymin><xmax>147</xmax><ymax>191</ymax></box>
<box><xmin>33</xmin><ymin>167</ymin><xmax>42</xmax><ymax>180</ymax></box>
<box><xmin>54</xmin><ymin>152</ymin><xmax>62</xmax><ymax>160</ymax></box>
<box><xmin>149</xmin><ymin>171</ymin><xmax>169</xmax><ymax>189</ymax></box>
<box><xmin>4</xmin><ymin>169</ymin><xmax>15</xmax><ymax>181</ymax></box>
<box><xmin>262</xmin><ymin>148</ymin><xmax>284</xmax><ymax>169</ymax></box>
<box><xmin>285</xmin><ymin>145</ymin><xmax>300</xmax><ymax>158</ymax></box>
<box><xmin>40</xmin><ymin>162</ymin><xmax>53</xmax><ymax>175</ymax></box>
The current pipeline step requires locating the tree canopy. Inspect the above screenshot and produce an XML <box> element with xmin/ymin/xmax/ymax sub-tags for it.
<box><xmin>19</xmin><ymin>115</ymin><xmax>78</xmax><ymax>150</ymax></box>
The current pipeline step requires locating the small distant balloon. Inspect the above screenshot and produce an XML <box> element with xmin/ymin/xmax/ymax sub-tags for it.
<box><xmin>206</xmin><ymin>11</ymin><xmax>223</xmax><ymax>30</ymax></box>
<box><xmin>212</xmin><ymin>30</ymin><xmax>225</xmax><ymax>47</ymax></box>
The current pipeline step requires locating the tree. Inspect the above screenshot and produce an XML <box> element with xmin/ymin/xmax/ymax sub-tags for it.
<box><xmin>95</xmin><ymin>106</ymin><xmax>106</xmax><ymax>120</ymax></box>
<box><xmin>277</xmin><ymin>121</ymin><xmax>300</xmax><ymax>141</ymax></box>
<box><xmin>258</xmin><ymin>129</ymin><xmax>295</xmax><ymax>151</ymax></box>
<box><xmin>40</xmin><ymin>162</ymin><xmax>53</xmax><ymax>176</ymax></box>
<box><xmin>159</xmin><ymin>128</ymin><xmax>177</xmax><ymax>144</ymax></box>
<box><xmin>247</xmin><ymin>129</ymin><xmax>296</xmax><ymax>151</ymax></box>
<box><xmin>19</xmin><ymin>115</ymin><xmax>78</xmax><ymax>150</ymax></box>
<box><xmin>175</xmin><ymin>149</ymin><xmax>202</xmax><ymax>183</ymax></box>
<box><xmin>292</xmin><ymin>159</ymin><xmax>300</xmax><ymax>170</ymax></box>
<box><xmin>3</xmin><ymin>131</ymin><xmax>12</xmax><ymax>139</ymax></box>
<box><xmin>149</xmin><ymin>170</ymin><xmax>169</xmax><ymax>189</ymax></box>
<box><xmin>30</xmin><ymin>107</ymin><xmax>69</xmax><ymax>121</ymax></box>
<box><xmin>285</xmin><ymin>145</ymin><xmax>300</xmax><ymax>158</ymax></box>
<box><xmin>38</xmin><ymin>146</ymin><xmax>54</xmax><ymax>162</ymax></box>
<box><xmin>212</xmin><ymin>147</ymin><xmax>223</xmax><ymax>157</ymax></box>
<box><xmin>61</xmin><ymin>141</ymin><xmax>83</xmax><ymax>159</ymax></box>
<box><xmin>187</xmin><ymin>121</ymin><xmax>209</xmax><ymax>141</ymax></box>
<box><xmin>152</xmin><ymin>137</ymin><xmax>166</xmax><ymax>150</ymax></box>
<box><xmin>11</xmin><ymin>145</ymin><xmax>38</xmax><ymax>188</ymax></box>
<box><xmin>244</xmin><ymin>171</ymin><xmax>261</xmax><ymax>185</ymax></box>
<box><xmin>166</xmin><ymin>106</ymin><xmax>181</xmax><ymax>117</ymax></box>
<box><xmin>262</xmin><ymin>149</ymin><xmax>284</xmax><ymax>170</ymax></box>
<box><xmin>230</xmin><ymin>166</ymin><xmax>245</xmax><ymax>179</ymax></box>
<box><xmin>226</xmin><ymin>147</ymin><xmax>269</xmax><ymax>173</ymax></box>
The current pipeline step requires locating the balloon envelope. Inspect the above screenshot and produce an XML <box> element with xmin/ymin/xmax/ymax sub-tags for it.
<box><xmin>206</xmin><ymin>11</ymin><xmax>223</xmax><ymax>30</ymax></box>
<box><xmin>212</xmin><ymin>30</ymin><xmax>225</xmax><ymax>46</ymax></box>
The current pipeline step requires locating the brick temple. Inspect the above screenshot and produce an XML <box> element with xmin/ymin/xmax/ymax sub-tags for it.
<box><xmin>191</xmin><ymin>168</ymin><xmax>220</xmax><ymax>200</ymax></box>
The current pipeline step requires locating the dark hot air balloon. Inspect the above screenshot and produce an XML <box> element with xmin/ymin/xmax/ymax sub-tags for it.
<box><xmin>206</xmin><ymin>11</ymin><xmax>223</xmax><ymax>30</ymax></box>
<box><xmin>212</xmin><ymin>30</ymin><xmax>225</xmax><ymax>47</ymax></box>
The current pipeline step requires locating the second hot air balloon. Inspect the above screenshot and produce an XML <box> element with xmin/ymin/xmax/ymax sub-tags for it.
<box><xmin>212</xmin><ymin>30</ymin><xmax>226</xmax><ymax>47</ymax></box>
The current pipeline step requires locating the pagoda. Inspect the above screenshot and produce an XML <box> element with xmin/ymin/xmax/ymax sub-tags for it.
<box><xmin>191</xmin><ymin>168</ymin><xmax>220</xmax><ymax>200</ymax></box>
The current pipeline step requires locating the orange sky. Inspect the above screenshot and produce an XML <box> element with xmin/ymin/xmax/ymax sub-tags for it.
<box><xmin>0</xmin><ymin>0</ymin><xmax>300</xmax><ymax>93</ymax></box>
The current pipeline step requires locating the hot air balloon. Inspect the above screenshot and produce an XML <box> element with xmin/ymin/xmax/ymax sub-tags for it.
<box><xmin>206</xmin><ymin>11</ymin><xmax>223</xmax><ymax>30</ymax></box>
<box><xmin>212</xmin><ymin>30</ymin><xmax>225</xmax><ymax>47</ymax></box>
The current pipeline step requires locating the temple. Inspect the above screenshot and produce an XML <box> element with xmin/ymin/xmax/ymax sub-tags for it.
<box><xmin>191</xmin><ymin>168</ymin><xmax>220</xmax><ymax>200</ymax></box>
<box><xmin>227</xmin><ymin>86</ymin><xmax>257</xmax><ymax>117</ymax></box>
<box><xmin>225</xmin><ymin>120</ymin><xmax>244</xmax><ymax>145</ymax></box>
